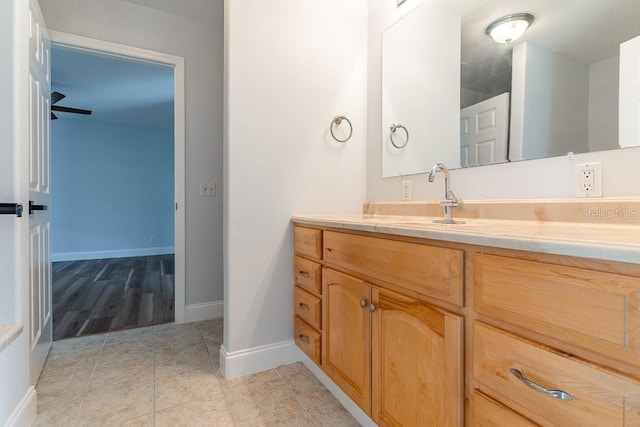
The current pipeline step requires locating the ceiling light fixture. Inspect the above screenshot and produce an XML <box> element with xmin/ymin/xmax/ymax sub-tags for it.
<box><xmin>485</xmin><ymin>13</ymin><xmax>534</xmax><ymax>44</ymax></box>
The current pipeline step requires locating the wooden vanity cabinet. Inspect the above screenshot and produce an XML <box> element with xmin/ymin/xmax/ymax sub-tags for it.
<box><xmin>293</xmin><ymin>226</ymin><xmax>323</xmax><ymax>364</ymax></box>
<box><xmin>472</xmin><ymin>252</ymin><xmax>640</xmax><ymax>426</ymax></box>
<box><xmin>293</xmin><ymin>221</ymin><xmax>640</xmax><ymax>426</ymax></box>
<box><xmin>320</xmin><ymin>232</ymin><xmax>464</xmax><ymax>426</ymax></box>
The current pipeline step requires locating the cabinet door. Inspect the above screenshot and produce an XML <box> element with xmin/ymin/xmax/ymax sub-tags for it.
<box><xmin>372</xmin><ymin>287</ymin><xmax>463</xmax><ymax>427</ymax></box>
<box><xmin>322</xmin><ymin>268</ymin><xmax>372</xmax><ymax>414</ymax></box>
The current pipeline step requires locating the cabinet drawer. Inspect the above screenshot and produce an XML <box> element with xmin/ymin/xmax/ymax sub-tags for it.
<box><xmin>324</xmin><ymin>231</ymin><xmax>463</xmax><ymax>306</ymax></box>
<box><xmin>474</xmin><ymin>253</ymin><xmax>640</xmax><ymax>366</ymax></box>
<box><xmin>294</xmin><ymin>286</ymin><xmax>321</xmax><ymax>330</ymax></box>
<box><xmin>294</xmin><ymin>226</ymin><xmax>323</xmax><ymax>260</ymax></box>
<box><xmin>294</xmin><ymin>316</ymin><xmax>321</xmax><ymax>365</ymax></box>
<box><xmin>473</xmin><ymin>322</ymin><xmax>640</xmax><ymax>426</ymax></box>
<box><xmin>294</xmin><ymin>256</ymin><xmax>321</xmax><ymax>294</ymax></box>
<box><xmin>473</xmin><ymin>391</ymin><xmax>538</xmax><ymax>427</ymax></box>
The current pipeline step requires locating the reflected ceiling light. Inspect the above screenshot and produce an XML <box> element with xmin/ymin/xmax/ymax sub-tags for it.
<box><xmin>486</xmin><ymin>13</ymin><xmax>534</xmax><ymax>44</ymax></box>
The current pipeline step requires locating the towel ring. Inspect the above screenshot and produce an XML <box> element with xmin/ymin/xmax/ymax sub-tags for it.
<box><xmin>330</xmin><ymin>115</ymin><xmax>353</xmax><ymax>143</ymax></box>
<box><xmin>390</xmin><ymin>124</ymin><xmax>409</xmax><ymax>148</ymax></box>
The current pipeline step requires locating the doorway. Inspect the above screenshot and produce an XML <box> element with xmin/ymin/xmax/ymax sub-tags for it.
<box><xmin>49</xmin><ymin>32</ymin><xmax>186</xmax><ymax>339</ymax></box>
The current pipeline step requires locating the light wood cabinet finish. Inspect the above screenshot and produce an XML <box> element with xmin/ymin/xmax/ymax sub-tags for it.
<box><xmin>371</xmin><ymin>287</ymin><xmax>463</xmax><ymax>426</ymax></box>
<box><xmin>294</xmin><ymin>316</ymin><xmax>321</xmax><ymax>365</ymax></box>
<box><xmin>324</xmin><ymin>231</ymin><xmax>464</xmax><ymax>306</ymax></box>
<box><xmin>472</xmin><ymin>391</ymin><xmax>538</xmax><ymax>427</ymax></box>
<box><xmin>294</xmin><ymin>225</ymin><xmax>323</xmax><ymax>260</ymax></box>
<box><xmin>293</xmin><ymin>226</ymin><xmax>324</xmax><ymax>367</ymax></box>
<box><xmin>292</xmin><ymin>220</ymin><xmax>640</xmax><ymax>426</ymax></box>
<box><xmin>294</xmin><ymin>285</ymin><xmax>321</xmax><ymax>330</ymax></box>
<box><xmin>294</xmin><ymin>255</ymin><xmax>322</xmax><ymax>294</ymax></box>
<box><xmin>473</xmin><ymin>322</ymin><xmax>640</xmax><ymax>426</ymax></box>
<box><xmin>322</xmin><ymin>268</ymin><xmax>371</xmax><ymax>412</ymax></box>
<box><xmin>474</xmin><ymin>253</ymin><xmax>640</xmax><ymax>367</ymax></box>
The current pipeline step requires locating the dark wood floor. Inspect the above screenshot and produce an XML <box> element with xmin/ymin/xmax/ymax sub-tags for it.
<box><xmin>52</xmin><ymin>255</ymin><xmax>175</xmax><ymax>341</ymax></box>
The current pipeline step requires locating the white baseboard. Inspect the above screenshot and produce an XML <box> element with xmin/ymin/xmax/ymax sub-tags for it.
<box><xmin>184</xmin><ymin>301</ymin><xmax>223</xmax><ymax>323</ymax></box>
<box><xmin>4</xmin><ymin>386</ymin><xmax>36</xmax><ymax>427</ymax></box>
<box><xmin>220</xmin><ymin>339</ymin><xmax>301</xmax><ymax>379</ymax></box>
<box><xmin>299</xmin><ymin>350</ymin><xmax>376</xmax><ymax>427</ymax></box>
<box><xmin>52</xmin><ymin>247</ymin><xmax>175</xmax><ymax>262</ymax></box>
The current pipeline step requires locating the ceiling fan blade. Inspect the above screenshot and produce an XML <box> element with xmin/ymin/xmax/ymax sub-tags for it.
<box><xmin>51</xmin><ymin>112</ymin><xmax>58</xmax><ymax>120</ymax></box>
<box><xmin>51</xmin><ymin>91</ymin><xmax>65</xmax><ymax>104</ymax></box>
<box><xmin>51</xmin><ymin>105</ymin><xmax>92</xmax><ymax>115</ymax></box>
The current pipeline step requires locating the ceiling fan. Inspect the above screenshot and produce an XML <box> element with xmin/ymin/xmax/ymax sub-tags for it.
<box><xmin>51</xmin><ymin>91</ymin><xmax>92</xmax><ymax>120</ymax></box>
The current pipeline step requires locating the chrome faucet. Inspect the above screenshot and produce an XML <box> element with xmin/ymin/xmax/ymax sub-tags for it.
<box><xmin>427</xmin><ymin>163</ymin><xmax>464</xmax><ymax>224</ymax></box>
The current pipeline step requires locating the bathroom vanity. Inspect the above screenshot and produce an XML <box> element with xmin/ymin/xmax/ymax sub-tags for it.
<box><xmin>292</xmin><ymin>200</ymin><xmax>640</xmax><ymax>426</ymax></box>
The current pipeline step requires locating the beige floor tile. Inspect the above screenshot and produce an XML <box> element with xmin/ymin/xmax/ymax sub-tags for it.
<box><xmin>306</xmin><ymin>396</ymin><xmax>359</xmax><ymax>427</ymax></box>
<box><xmin>263</xmin><ymin>409</ymin><xmax>316</xmax><ymax>427</ymax></box>
<box><xmin>36</xmin><ymin>321</ymin><xmax>357</xmax><ymax>427</ymax></box>
<box><xmin>155</xmin><ymin>322</ymin><xmax>203</xmax><ymax>346</ymax></box>
<box><xmin>74</xmin><ymin>380</ymin><xmax>154</xmax><ymax>426</ymax></box>
<box><xmin>37</xmin><ymin>357</ymin><xmax>96</xmax><ymax>395</ymax></box>
<box><xmin>49</xmin><ymin>333</ymin><xmax>106</xmax><ymax>358</ymax></box>
<box><xmin>155</xmin><ymin>371</ymin><xmax>224</xmax><ymax>412</ymax></box>
<box><xmin>277</xmin><ymin>362</ymin><xmax>333</xmax><ymax>409</ymax></box>
<box><xmin>154</xmin><ymin>342</ymin><xmax>215</xmax><ymax>379</ymax></box>
<box><xmin>89</xmin><ymin>355</ymin><xmax>155</xmax><ymax>390</ymax></box>
<box><xmin>33</xmin><ymin>395</ymin><xmax>80</xmax><ymax>427</ymax></box>
<box><xmin>155</xmin><ymin>399</ymin><xmax>234</xmax><ymax>427</ymax></box>
<box><xmin>104</xmin><ymin>413</ymin><xmax>154</xmax><ymax>427</ymax></box>
<box><xmin>105</xmin><ymin>326</ymin><xmax>155</xmax><ymax>346</ymax></box>
<box><xmin>225</xmin><ymin>375</ymin><xmax>304</xmax><ymax>425</ymax></box>
<box><xmin>198</xmin><ymin>318</ymin><xmax>223</xmax><ymax>345</ymax></box>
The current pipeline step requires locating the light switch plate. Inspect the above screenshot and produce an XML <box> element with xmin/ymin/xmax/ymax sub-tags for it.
<box><xmin>200</xmin><ymin>181</ymin><xmax>216</xmax><ymax>197</ymax></box>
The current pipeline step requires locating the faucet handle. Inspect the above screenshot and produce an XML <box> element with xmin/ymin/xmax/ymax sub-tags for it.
<box><xmin>441</xmin><ymin>190</ymin><xmax>462</xmax><ymax>207</ymax></box>
<box><xmin>440</xmin><ymin>199</ymin><xmax>459</xmax><ymax>208</ymax></box>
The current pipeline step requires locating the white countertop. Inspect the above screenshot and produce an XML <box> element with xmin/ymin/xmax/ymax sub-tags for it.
<box><xmin>291</xmin><ymin>214</ymin><xmax>640</xmax><ymax>264</ymax></box>
<box><xmin>0</xmin><ymin>323</ymin><xmax>23</xmax><ymax>354</ymax></box>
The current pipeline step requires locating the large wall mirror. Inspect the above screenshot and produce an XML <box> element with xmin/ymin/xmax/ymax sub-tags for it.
<box><xmin>382</xmin><ymin>0</ymin><xmax>640</xmax><ymax>177</ymax></box>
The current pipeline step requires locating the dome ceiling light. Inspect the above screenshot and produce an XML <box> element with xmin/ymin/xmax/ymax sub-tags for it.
<box><xmin>486</xmin><ymin>13</ymin><xmax>535</xmax><ymax>44</ymax></box>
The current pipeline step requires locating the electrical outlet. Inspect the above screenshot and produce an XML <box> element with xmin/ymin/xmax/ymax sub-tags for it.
<box><xmin>574</xmin><ymin>162</ymin><xmax>602</xmax><ymax>197</ymax></box>
<box><xmin>401</xmin><ymin>180</ymin><xmax>412</xmax><ymax>201</ymax></box>
<box><xmin>150</xmin><ymin>235</ymin><xmax>157</xmax><ymax>244</ymax></box>
<box><xmin>200</xmin><ymin>181</ymin><xmax>216</xmax><ymax>197</ymax></box>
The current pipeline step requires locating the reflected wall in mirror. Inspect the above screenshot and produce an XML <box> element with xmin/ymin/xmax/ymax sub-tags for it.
<box><xmin>381</xmin><ymin>0</ymin><xmax>640</xmax><ymax>178</ymax></box>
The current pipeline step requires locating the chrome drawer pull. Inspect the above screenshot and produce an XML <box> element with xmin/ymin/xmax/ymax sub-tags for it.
<box><xmin>298</xmin><ymin>270</ymin><xmax>310</xmax><ymax>278</ymax></box>
<box><xmin>298</xmin><ymin>303</ymin><xmax>311</xmax><ymax>311</ymax></box>
<box><xmin>298</xmin><ymin>334</ymin><xmax>310</xmax><ymax>344</ymax></box>
<box><xmin>360</xmin><ymin>299</ymin><xmax>367</xmax><ymax>308</ymax></box>
<box><xmin>510</xmin><ymin>368</ymin><xmax>573</xmax><ymax>401</ymax></box>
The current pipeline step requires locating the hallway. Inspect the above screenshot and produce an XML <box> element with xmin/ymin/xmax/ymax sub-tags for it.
<box><xmin>34</xmin><ymin>319</ymin><xmax>358</xmax><ymax>426</ymax></box>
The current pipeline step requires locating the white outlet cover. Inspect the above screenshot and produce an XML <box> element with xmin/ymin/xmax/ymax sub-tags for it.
<box><xmin>574</xmin><ymin>162</ymin><xmax>602</xmax><ymax>197</ymax></box>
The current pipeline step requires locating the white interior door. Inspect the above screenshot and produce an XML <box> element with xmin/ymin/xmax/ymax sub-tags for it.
<box><xmin>460</xmin><ymin>92</ymin><xmax>510</xmax><ymax>167</ymax></box>
<box><xmin>28</xmin><ymin>0</ymin><xmax>52</xmax><ymax>385</ymax></box>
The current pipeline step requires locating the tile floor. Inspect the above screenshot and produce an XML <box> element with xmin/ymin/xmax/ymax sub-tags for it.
<box><xmin>34</xmin><ymin>319</ymin><xmax>359</xmax><ymax>426</ymax></box>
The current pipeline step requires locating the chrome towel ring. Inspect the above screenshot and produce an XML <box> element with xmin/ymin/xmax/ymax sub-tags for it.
<box><xmin>330</xmin><ymin>115</ymin><xmax>353</xmax><ymax>143</ymax></box>
<box><xmin>390</xmin><ymin>124</ymin><xmax>409</xmax><ymax>148</ymax></box>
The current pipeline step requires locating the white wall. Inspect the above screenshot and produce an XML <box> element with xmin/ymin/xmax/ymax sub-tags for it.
<box><xmin>515</xmin><ymin>42</ymin><xmax>590</xmax><ymax>160</ymax></box>
<box><xmin>51</xmin><ymin>120</ymin><xmax>174</xmax><ymax>260</ymax></box>
<box><xmin>38</xmin><ymin>0</ymin><xmax>224</xmax><ymax>304</ymax></box>
<box><xmin>589</xmin><ymin>56</ymin><xmax>619</xmax><ymax>152</ymax></box>
<box><xmin>381</xmin><ymin>2</ymin><xmax>460</xmax><ymax>177</ymax></box>
<box><xmin>224</xmin><ymin>0</ymin><xmax>367</xmax><ymax>372</ymax></box>
<box><xmin>368</xmin><ymin>1</ymin><xmax>640</xmax><ymax>201</ymax></box>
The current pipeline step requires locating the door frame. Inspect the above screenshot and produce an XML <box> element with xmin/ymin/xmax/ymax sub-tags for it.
<box><xmin>49</xmin><ymin>30</ymin><xmax>187</xmax><ymax>323</ymax></box>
